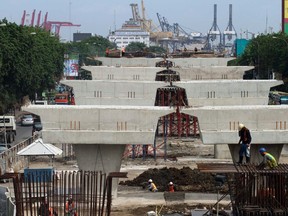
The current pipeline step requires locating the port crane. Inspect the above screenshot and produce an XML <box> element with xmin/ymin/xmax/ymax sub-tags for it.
<box><xmin>21</xmin><ymin>10</ymin><xmax>81</xmax><ymax>37</ymax></box>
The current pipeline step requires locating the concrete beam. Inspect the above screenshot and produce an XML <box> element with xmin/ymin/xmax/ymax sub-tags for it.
<box><xmin>96</xmin><ymin>57</ymin><xmax>236</xmax><ymax>67</ymax></box>
<box><xmin>62</xmin><ymin>80</ymin><xmax>282</xmax><ymax>107</ymax></box>
<box><xmin>83</xmin><ymin>65</ymin><xmax>254</xmax><ymax>81</ymax></box>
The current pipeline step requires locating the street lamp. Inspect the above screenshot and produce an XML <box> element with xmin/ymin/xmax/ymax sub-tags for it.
<box><xmin>254</xmin><ymin>41</ymin><xmax>260</xmax><ymax>79</ymax></box>
<box><xmin>2</xmin><ymin>116</ymin><xmax>7</xmax><ymax>148</ymax></box>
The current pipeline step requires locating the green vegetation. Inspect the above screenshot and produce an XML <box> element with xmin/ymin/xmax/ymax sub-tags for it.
<box><xmin>64</xmin><ymin>35</ymin><xmax>115</xmax><ymax>66</ymax></box>
<box><xmin>125</xmin><ymin>42</ymin><xmax>166</xmax><ymax>54</ymax></box>
<box><xmin>0</xmin><ymin>20</ymin><xmax>64</xmax><ymax>114</ymax></box>
<box><xmin>234</xmin><ymin>33</ymin><xmax>288</xmax><ymax>80</ymax></box>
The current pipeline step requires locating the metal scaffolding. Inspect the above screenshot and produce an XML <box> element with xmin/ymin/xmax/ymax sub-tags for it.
<box><xmin>197</xmin><ymin>163</ymin><xmax>288</xmax><ymax>215</ymax></box>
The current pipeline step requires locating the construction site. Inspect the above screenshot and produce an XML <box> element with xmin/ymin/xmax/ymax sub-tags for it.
<box><xmin>0</xmin><ymin>55</ymin><xmax>287</xmax><ymax>216</ymax></box>
<box><xmin>0</xmin><ymin>2</ymin><xmax>287</xmax><ymax>216</ymax></box>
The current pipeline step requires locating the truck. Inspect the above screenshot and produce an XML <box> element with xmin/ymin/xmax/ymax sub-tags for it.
<box><xmin>0</xmin><ymin>116</ymin><xmax>16</xmax><ymax>143</ymax></box>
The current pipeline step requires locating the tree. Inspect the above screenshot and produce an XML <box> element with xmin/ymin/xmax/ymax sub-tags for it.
<box><xmin>235</xmin><ymin>33</ymin><xmax>288</xmax><ymax>80</ymax></box>
<box><xmin>0</xmin><ymin>20</ymin><xmax>64</xmax><ymax>113</ymax></box>
<box><xmin>148</xmin><ymin>46</ymin><xmax>166</xmax><ymax>54</ymax></box>
<box><xmin>63</xmin><ymin>35</ymin><xmax>115</xmax><ymax>66</ymax></box>
<box><xmin>125</xmin><ymin>42</ymin><xmax>147</xmax><ymax>52</ymax></box>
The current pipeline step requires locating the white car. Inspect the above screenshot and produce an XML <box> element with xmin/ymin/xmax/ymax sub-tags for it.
<box><xmin>21</xmin><ymin>114</ymin><xmax>34</xmax><ymax>126</ymax></box>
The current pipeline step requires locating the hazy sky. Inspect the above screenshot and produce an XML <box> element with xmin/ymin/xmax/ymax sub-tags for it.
<box><xmin>0</xmin><ymin>0</ymin><xmax>282</xmax><ymax>41</ymax></box>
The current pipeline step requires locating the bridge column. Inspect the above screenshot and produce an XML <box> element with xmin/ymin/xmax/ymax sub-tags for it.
<box><xmin>73</xmin><ymin>144</ymin><xmax>126</xmax><ymax>197</ymax></box>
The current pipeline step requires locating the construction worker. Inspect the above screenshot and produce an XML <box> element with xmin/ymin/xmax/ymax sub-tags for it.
<box><xmin>148</xmin><ymin>179</ymin><xmax>158</xmax><ymax>192</ymax></box>
<box><xmin>258</xmin><ymin>148</ymin><xmax>278</xmax><ymax>169</ymax></box>
<box><xmin>38</xmin><ymin>198</ymin><xmax>49</xmax><ymax>216</ymax></box>
<box><xmin>65</xmin><ymin>196</ymin><xmax>77</xmax><ymax>216</ymax></box>
<box><xmin>237</xmin><ymin>123</ymin><xmax>252</xmax><ymax>164</ymax></box>
<box><xmin>168</xmin><ymin>182</ymin><xmax>175</xmax><ymax>192</ymax></box>
<box><xmin>38</xmin><ymin>198</ymin><xmax>57</xmax><ymax>216</ymax></box>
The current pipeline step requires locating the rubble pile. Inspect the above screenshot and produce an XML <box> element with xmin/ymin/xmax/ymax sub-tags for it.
<box><xmin>120</xmin><ymin>166</ymin><xmax>228</xmax><ymax>193</ymax></box>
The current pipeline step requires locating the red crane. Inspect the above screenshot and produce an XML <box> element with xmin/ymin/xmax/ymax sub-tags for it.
<box><xmin>20</xmin><ymin>10</ymin><xmax>81</xmax><ymax>37</ymax></box>
<box><xmin>36</xmin><ymin>11</ymin><xmax>42</xmax><ymax>27</ymax></box>
<box><xmin>21</xmin><ymin>10</ymin><xmax>26</xmax><ymax>26</ymax></box>
<box><xmin>44</xmin><ymin>21</ymin><xmax>81</xmax><ymax>37</ymax></box>
<box><xmin>30</xmin><ymin>9</ymin><xmax>36</xmax><ymax>27</ymax></box>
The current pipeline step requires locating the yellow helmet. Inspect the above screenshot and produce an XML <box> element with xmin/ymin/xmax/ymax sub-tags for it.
<box><xmin>238</xmin><ymin>123</ymin><xmax>245</xmax><ymax>131</ymax></box>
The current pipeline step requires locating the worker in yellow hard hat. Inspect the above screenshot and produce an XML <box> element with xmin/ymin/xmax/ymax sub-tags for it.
<box><xmin>237</xmin><ymin>123</ymin><xmax>252</xmax><ymax>164</ymax></box>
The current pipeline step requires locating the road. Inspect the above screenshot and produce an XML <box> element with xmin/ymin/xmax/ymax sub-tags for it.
<box><xmin>13</xmin><ymin>123</ymin><xmax>33</xmax><ymax>145</ymax></box>
<box><xmin>0</xmin><ymin>122</ymin><xmax>33</xmax><ymax>216</ymax></box>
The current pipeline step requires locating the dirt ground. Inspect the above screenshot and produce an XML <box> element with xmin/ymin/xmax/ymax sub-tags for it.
<box><xmin>111</xmin><ymin>139</ymin><xmax>226</xmax><ymax>216</ymax></box>
<box><xmin>13</xmin><ymin>137</ymin><xmax>288</xmax><ymax>216</ymax></box>
<box><xmin>110</xmin><ymin>139</ymin><xmax>288</xmax><ymax>215</ymax></box>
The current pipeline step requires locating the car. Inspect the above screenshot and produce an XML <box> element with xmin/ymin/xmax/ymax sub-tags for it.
<box><xmin>21</xmin><ymin>114</ymin><xmax>34</xmax><ymax>126</ymax></box>
<box><xmin>0</xmin><ymin>143</ymin><xmax>11</xmax><ymax>149</ymax></box>
<box><xmin>33</xmin><ymin>121</ymin><xmax>42</xmax><ymax>132</ymax></box>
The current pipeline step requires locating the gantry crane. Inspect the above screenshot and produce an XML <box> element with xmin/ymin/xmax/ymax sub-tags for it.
<box><xmin>21</xmin><ymin>10</ymin><xmax>81</xmax><ymax>37</ymax></box>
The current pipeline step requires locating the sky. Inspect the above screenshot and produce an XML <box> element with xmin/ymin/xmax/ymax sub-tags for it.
<box><xmin>0</xmin><ymin>0</ymin><xmax>282</xmax><ymax>42</ymax></box>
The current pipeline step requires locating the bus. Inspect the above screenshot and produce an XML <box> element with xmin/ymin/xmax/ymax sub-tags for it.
<box><xmin>54</xmin><ymin>93</ymin><xmax>75</xmax><ymax>105</ymax></box>
<box><xmin>55</xmin><ymin>93</ymin><xmax>69</xmax><ymax>105</ymax></box>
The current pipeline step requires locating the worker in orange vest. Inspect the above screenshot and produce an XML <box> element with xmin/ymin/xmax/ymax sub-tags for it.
<box><xmin>168</xmin><ymin>181</ymin><xmax>175</xmax><ymax>192</ymax></box>
<box><xmin>65</xmin><ymin>196</ymin><xmax>77</xmax><ymax>216</ymax></box>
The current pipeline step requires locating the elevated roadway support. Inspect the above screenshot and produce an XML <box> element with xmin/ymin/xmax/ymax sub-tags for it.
<box><xmin>95</xmin><ymin>57</ymin><xmax>235</xmax><ymax>67</ymax></box>
<box><xmin>62</xmin><ymin>79</ymin><xmax>282</xmax><ymax>107</ymax></box>
<box><xmin>23</xmin><ymin>104</ymin><xmax>288</xmax><ymax>167</ymax></box>
<box><xmin>83</xmin><ymin>65</ymin><xmax>254</xmax><ymax>81</ymax></box>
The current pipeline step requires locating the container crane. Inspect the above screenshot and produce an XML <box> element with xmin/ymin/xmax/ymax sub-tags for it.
<box><xmin>20</xmin><ymin>10</ymin><xmax>81</xmax><ymax>38</ymax></box>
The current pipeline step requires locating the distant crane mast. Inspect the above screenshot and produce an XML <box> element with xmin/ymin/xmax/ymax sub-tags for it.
<box><xmin>223</xmin><ymin>4</ymin><xmax>237</xmax><ymax>46</ymax></box>
<box><xmin>30</xmin><ymin>9</ymin><xmax>36</xmax><ymax>27</ymax></box>
<box><xmin>207</xmin><ymin>4</ymin><xmax>222</xmax><ymax>50</ymax></box>
<box><xmin>36</xmin><ymin>11</ymin><xmax>42</xmax><ymax>27</ymax></box>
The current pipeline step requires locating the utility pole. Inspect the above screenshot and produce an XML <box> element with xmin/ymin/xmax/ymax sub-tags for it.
<box><xmin>3</xmin><ymin>115</ymin><xmax>7</xmax><ymax>148</ymax></box>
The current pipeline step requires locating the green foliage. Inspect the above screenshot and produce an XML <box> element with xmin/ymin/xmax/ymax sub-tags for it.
<box><xmin>148</xmin><ymin>46</ymin><xmax>166</xmax><ymax>54</ymax></box>
<box><xmin>0</xmin><ymin>20</ymin><xmax>64</xmax><ymax>113</ymax></box>
<box><xmin>125</xmin><ymin>42</ymin><xmax>147</xmax><ymax>52</ymax></box>
<box><xmin>235</xmin><ymin>33</ymin><xmax>288</xmax><ymax>80</ymax></box>
<box><xmin>63</xmin><ymin>35</ymin><xmax>115</xmax><ymax>66</ymax></box>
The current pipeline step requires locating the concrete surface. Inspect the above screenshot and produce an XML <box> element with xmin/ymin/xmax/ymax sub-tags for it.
<box><xmin>62</xmin><ymin>79</ymin><xmax>282</xmax><ymax>106</ymax></box>
<box><xmin>83</xmin><ymin>65</ymin><xmax>254</xmax><ymax>81</ymax></box>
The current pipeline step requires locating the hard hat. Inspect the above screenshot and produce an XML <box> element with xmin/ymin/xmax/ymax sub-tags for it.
<box><xmin>238</xmin><ymin>123</ymin><xmax>245</xmax><ymax>131</ymax></box>
<box><xmin>259</xmin><ymin>148</ymin><xmax>266</xmax><ymax>153</ymax></box>
<box><xmin>169</xmin><ymin>182</ymin><xmax>173</xmax><ymax>185</ymax></box>
<box><xmin>148</xmin><ymin>179</ymin><xmax>153</xmax><ymax>183</ymax></box>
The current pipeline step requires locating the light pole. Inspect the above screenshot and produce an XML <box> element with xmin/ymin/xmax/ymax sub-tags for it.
<box><xmin>3</xmin><ymin>116</ymin><xmax>7</xmax><ymax>148</ymax></box>
<box><xmin>254</xmin><ymin>41</ymin><xmax>260</xmax><ymax>79</ymax></box>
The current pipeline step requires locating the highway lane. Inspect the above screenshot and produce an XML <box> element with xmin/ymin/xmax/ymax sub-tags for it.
<box><xmin>13</xmin><ymin>123</ymin><xmax>33</xmax><ymax>145</ymax></box>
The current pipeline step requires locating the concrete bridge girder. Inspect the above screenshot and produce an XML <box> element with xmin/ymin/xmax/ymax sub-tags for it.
<box><xmin>84</xmin><ymin>65</ymin><xmax>255</xmax><ymax>81</ymax></box>
<box><xmin>95</xmin><ymin>57</ymin><xmax>236</xmax><ymax>67</ymax></box>
<box><xmin>62</xmin><ymin>80</ymin><xmax>282</xmax><ymax>107</ymax></box>
<box><xmin>24</xmin><ymin>105</ymin><xmax>288</xmax><ymax>164</ymax></box>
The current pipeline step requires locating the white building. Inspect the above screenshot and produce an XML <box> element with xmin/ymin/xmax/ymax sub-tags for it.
<box><xmin>108</xmin><ymin>19</ymin><xmax>150</xmax><ymax>49</ymax></box>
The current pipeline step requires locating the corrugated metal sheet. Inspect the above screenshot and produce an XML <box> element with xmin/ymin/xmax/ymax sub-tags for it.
<box><xmin>17</xmin><ymin>138</ymin><xmax>62</xmax><ymax>156</ymax></box>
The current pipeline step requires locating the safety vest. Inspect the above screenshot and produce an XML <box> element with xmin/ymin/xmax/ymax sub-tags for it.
<box><xmin>149</xmin><ymin>182</ymin><xmax>158</xmax><ymax>192</ymax></box>
<box><xmin>264</xmin><ymin>153</ymin><xmax>278</xmax><ymax>168</ymax></box>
